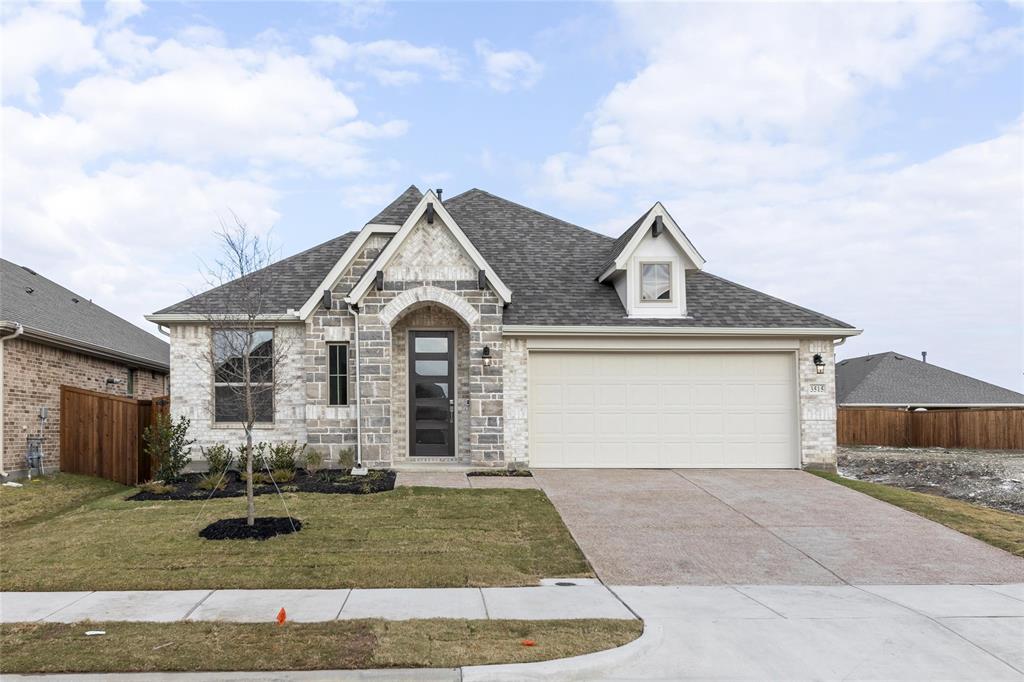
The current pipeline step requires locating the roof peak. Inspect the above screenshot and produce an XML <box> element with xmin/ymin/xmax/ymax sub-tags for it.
<box><xmin>367</xmin><ymin>185</ymin><xmax>422</xmax><ymax>226</ymax></box>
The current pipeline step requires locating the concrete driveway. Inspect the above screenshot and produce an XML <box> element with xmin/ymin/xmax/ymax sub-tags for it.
<box><xmin>535</xmin><ymin>469</ymin><xmax>1024</xmax><ymax>585</ymax></box>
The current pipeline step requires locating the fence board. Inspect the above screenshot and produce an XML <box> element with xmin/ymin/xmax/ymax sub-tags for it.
<box><xmin>838</xmin><ymin>407</ymin><xmax>1024</xmax><ymax>449</ymax></box>
<box><xmin>59</xmin><ymin>386</ymin><xmax>169</xmax><ymax>485</ymax></box>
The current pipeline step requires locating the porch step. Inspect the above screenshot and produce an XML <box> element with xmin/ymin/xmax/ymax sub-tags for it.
<box><xmin>391</xmin><ymin>462</ymin><xmax>480</xmax><ymax>473</ymax></box>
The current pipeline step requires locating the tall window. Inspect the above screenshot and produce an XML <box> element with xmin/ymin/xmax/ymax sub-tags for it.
<box><xmin>328</xmin><ymin>343</ymin><xmax>348</xmax><ymax>406</ymax></box>
<box><xmin>126</xmin><ymin>369</ymin><xmax>135</xmax><ymax>396</ymax></box>
<box><xmin>213</xmin><ymin>329</ymin><xmax>274</xmax><ymax>422</ymax></box>
<box><xmin>640</xmin><ymin>262</ymin><xmax>672</xmax><ymax>301</ymax></box>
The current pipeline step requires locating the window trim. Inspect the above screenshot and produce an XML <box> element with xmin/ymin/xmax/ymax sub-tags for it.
<box><xmin>211</xmin><ymin>328</ymin><xmax>275</xmax><ymax>424</ymax></box>
<box><xmin>327</xmin><ymin>342</ymin><xmax>349</xmax><ymax>406</ymax></box>
<box><xmin>638</xmin><ymin>260</ymin><xmax>674</xmax><ymax>304</ymax></box>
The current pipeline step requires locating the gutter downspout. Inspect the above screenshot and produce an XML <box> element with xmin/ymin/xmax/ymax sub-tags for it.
<box><xmin>0</xmin><ymin>323</ymin><xmax>26</xmax><ymax>478</ymax></box>
<box><xmin>347</xmin><ymin>304</ymin><xmax>366</xmax><ymax>474</ymax></box>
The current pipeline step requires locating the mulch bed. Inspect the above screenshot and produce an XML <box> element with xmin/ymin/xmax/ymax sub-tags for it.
<box><xmin>199</xmin><ymin>516</ymin><xmax>302</xmax><ymax>541</ymax></box>
<box><xmin>127</xmin><ymin>469</ymin><xmax>396</xmax><ymax>501</ymax></box>
<box><xmin>467</xmin><ymin>470</ymin><xmax>533</xmax><ymax>477</ymax></box>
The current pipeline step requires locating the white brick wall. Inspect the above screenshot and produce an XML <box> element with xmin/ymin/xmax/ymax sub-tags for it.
<box><xmin>797</xmin><ymin>339</ymin><xmax>838</xmax><ymax>470</ymax></box>
<box><xmin>502</xmin><ymin>338</ymin><xmax>528</xmax><ymax>464</ymax></box>
<box><xmin>169</xmin><ymin>323</ymin><xmax>307</xmax><ymax>459</ymax></box>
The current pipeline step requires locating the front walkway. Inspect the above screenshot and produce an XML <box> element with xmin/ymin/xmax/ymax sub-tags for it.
<box><xmin>535</xmin><ymin>469</ymin><xmax>1024</xmax><ymax>584</ymax></box>
<box><xmin>395</xmin><ymin>471</ymin><xmax>539</xmax><ymax>488</ymax></box>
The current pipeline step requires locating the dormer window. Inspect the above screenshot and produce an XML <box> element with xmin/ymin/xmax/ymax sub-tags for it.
<box><xmin>640</xmin><ymin>262</ymin><xmax>672</xmax><ymax>302</ymax></box>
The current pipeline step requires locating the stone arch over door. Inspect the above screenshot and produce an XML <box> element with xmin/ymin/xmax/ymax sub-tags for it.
<box><xmin>378</xmin><ymin>286</ymin><xmax>480</xmax><ymax>328</ymax></box>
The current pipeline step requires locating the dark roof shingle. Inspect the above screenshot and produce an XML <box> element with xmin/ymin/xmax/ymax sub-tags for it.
<box><xmin>1</xmin><ymin>259</ymin><xmax>169</xmax><ymax>369</ymax></box>
<box><xmin>836</xmin><ymin>352</ymin><xmax>1024</xmax><ymax>405</ymax></box>
<box><xmin>368</xmin><ymin>185</ymin><xmax>422</xmax><ymax>226</ymax></box>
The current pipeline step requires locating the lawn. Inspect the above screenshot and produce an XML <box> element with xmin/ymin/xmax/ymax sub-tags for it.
<box><xmin>0</xmin><ymin>477</ymin><xmax>592</xmax><ymax>591</ymax></box>
<box><xmin>811</xmin><ymin>470</ymin><xmax>1024</xmax><ymax>557</ymax></box>
<box><xmin>0</xmin><ymin>473</ymin><xmax>127</xmax><ymax>531</ymax></box>
<box><xmin>0</xmin><ymin>619</ymin><xmax>643</xmax><ymax>674</ymax></box>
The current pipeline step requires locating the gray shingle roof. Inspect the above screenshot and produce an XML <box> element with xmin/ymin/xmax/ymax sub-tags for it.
<box><xmin>836</xmin><ymin>352</ymin><xmax>1024</xmax><ymax>405</ymax></box>
<box><xmin>153</xmin><ymin>232</ymin><xmax>357</xmax><ymax>315</ymax></box>
<box><xmin>595</xmin><ymin>208</ymin><xmax>651</xmax><ymax>277</ymax></box>
<box><xmin>155</xmin><ymin>187</ymin><xmax>854</xmax><ymax>330</ymax></box>
<box><xmin>368</xmin><ymin>185</ymin><xmax>422</xmax><ymax>225</ymax></box>
<box><xmin>1</xmin><ymin>259</ymin><xmax>169</xmax><ymax>369</ymax></box>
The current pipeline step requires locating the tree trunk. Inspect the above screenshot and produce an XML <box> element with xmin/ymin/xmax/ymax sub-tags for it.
<box><xmin>245</xmin><ymin>430</ymin><xmax>255</xmax><ymax>526</ymax></box>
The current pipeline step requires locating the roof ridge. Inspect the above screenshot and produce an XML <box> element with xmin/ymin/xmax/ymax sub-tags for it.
<box><xmin>880</xmin><ymin>352</ymin><xmax>1023</xmax><ymax>397</ymax></box>
<box><xmin>447</xmin><ymin>188</ymin><xmax>614</xmax><ymax>243</ymax></box>
<box><xmin>696</xmin><ymin>271</ymin><xmax>854</xmax><ymax>328</ymax></box>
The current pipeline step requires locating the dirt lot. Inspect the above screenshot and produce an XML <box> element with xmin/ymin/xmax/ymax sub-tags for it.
<box><xmin>838</xmin><ymin>446</ymin><xmax>1024</xmax><ymax>515</ymax></box>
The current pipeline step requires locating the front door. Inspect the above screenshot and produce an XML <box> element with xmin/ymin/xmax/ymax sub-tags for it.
<box><xmin>409</xmin><ymin>331</ymin><xmax>455</xmax><ymax>457</ymax></box>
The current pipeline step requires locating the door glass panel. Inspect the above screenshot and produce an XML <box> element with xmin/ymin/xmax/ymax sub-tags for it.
<box><xmin>415</xmin><ymin>336</ymin><xmax>448</xmax><ymax>353</ymax></box>
<box><xmin>415</xmin><ymin>382</ymin><xmax>449</xmax><ymax>398</ymax></box>
<box><xmin>416</xmin><ymin>405</ymin><xmax>449</xmax><ymax>421</ymax></box>
<box><xmin>416</xmin><ymin>360</ymin><xmax>448</xmax><ymax>376</ymax></box>
<box><xmin>415</xmin><ymin>429</ymin><xmax>447</xmax><ymax>445</ymax></box>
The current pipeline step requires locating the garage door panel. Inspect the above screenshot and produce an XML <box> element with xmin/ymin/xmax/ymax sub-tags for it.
<box><xmin>529</xmin><ymin>352</ymin><xmax>797</xmax><ymax>468</ymax></box>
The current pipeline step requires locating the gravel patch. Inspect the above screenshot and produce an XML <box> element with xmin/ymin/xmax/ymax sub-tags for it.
<box><xmin>838</xmin><ymin>446</ymin><xmax>1024</xmax><ymax>515</ymax></box>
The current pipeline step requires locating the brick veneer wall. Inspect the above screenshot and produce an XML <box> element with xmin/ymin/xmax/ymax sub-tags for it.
<box><xmin>502</xmin><ymin>338</ymin><xmax>529</xmax><ymax>464</ymax></box>
<box><xmin>798</xmin><ymin>339</ymin><xmax>838</xmax><ymax>470</ymax></box>
<box><xmin>1</xmin><ymin>337</ymin><xmax>167</xmax><ymax>473</ymax></box>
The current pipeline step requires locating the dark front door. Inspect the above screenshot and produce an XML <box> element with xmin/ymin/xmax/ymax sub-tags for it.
<box><xmin>409</xmin><ymin>331</ymin><xmax>455</xmax><ymax>457</ymax></box>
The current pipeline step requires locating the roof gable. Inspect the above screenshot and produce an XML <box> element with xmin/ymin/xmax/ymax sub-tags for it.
<box><xmin>597</xmin><ymin>203</ymin><xmax>705</xmax><ymax>281</ymax></box>
<box><xmin>837</xmin><ymin>352</ymin><xmax>1024</xmax><ymax>406</ymax></box>
<box><xmin>347</xmin><ymin>189</ymin><xmax>513</xmax><ymax>304</ymax></box>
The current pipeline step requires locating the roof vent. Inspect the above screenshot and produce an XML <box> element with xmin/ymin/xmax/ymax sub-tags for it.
<box><xmin>652</xmin><ymin>215</ymin><xmax>664</xmax><ymax>237</ymax></box>
<box><xmin>71</xmin><ymin>297</ymin><xmax>80</xmax><ymax>303</ymax></box>
<box><xmin>921</xmin><ymin>351</ymin><xmax>927</xmax><ymax>363</ymax></box>
<box><xmin>24</xmin><ymin>287</ymin><xmax>33</xmax><ymax>294</ymax></box>
<box><xmin>436</xmin><ymin>188</ymin><xmax>443</xmax><ymax>201</ymax></box>
<box><xmin>20</xmin><ymin>266</ymin><xmax>38</xmax><ymax>275</ymax></box>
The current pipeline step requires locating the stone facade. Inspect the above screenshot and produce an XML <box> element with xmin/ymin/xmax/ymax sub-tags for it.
<box><xmin>797</xmin><ymin>339</ymin><xmax>838</xmax><ymax>471</ymax></box>
<box><xmin>502</xmin><ymin>337</ymin><xmax>529</xmax><ymax>465</ymax></box>
<box><xmin>1</xmin><ymin>337</ymin><xmax>167</xmax><ymax>474</ymax></box>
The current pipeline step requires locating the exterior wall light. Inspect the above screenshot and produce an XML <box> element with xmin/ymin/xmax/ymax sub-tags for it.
<box><xmin>813</xmin><ymin>353</ymin><xmax>825</xmax><ymax>374</ymax></box>
<box><xmin>482</xmin><ymin>346</ymin><xmax>492</xmax><ymax>367</ymax></box>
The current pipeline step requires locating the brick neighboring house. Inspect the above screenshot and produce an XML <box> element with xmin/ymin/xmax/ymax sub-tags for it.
<box><xmin>1</xmin><ymin>260</ymin><xmax>170</xmax><ymax>478</ymax></box>
<box><xmin>150</xmin><ymin>187</ymin><xmax>861</xmax><ymax>472</ymax></box>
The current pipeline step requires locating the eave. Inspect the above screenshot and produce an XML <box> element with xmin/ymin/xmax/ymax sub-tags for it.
<box><xmin>502</xmin><ymin>325</ymin><xmax>863</xmax><ymax>337</ymax></box>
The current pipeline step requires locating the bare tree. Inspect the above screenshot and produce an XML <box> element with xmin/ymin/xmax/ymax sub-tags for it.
<box><xmin>194</xmin><ymin>214</ymin><xmax>295</xmax><ymax>526</ymax></box>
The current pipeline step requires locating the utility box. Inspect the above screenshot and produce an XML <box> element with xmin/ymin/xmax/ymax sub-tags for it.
<box><xmin>25</xmin><ymin>436</ymin><xmax>44</xmax><ymax>475</ymax></box>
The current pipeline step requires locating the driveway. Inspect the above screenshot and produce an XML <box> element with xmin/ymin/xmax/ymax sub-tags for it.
<box><xmin>534</xmin><ymin>469</ymin><xmax>1024</xmax><ymax>585</ymax></box>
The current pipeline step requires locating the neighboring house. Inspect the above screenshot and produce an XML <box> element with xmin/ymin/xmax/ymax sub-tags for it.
<box><xmin>837</xmin><ymin>352</ymin><xmax>1024</xmax><ymax>409</ymax></box>
<box><xmin>0</xmin><ymin>260</ymin><xmax>170</xmax><ymax>478</ymax></box>
<box><xmin>149</xmin><ymin>187</ymin><xmax>859</xmax><ymax>471</ymax></box>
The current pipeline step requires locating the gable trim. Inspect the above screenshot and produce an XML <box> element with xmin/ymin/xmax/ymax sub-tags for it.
<box><xmin>597</xmin><ymin>203</ymin><xmax>706</xmax><ymax>283</ymax></box>
<box><xmin>296</xmin><ymin>224</ymin><xmax>400</xmax><ymax>320</ymax></box>
<box><xmin>346</xmin><ymin>190</ymin><xmax>513</xmax><ymax>305</ymax></box>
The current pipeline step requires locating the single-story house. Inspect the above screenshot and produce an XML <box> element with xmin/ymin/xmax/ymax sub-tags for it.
<box><xmin>837</xmin><ymin>352</ymin><xmax>1024</xmax><ymax>409</ymax></box>
<box><xmin>148</xmin><ymin>187</ymin><xmax>860</xmax><ymax>471</ymax></box>
<box><xmin>1</xmin><ymin>259</ymin><xmax>170</xmax><ymax>478</ymax></box>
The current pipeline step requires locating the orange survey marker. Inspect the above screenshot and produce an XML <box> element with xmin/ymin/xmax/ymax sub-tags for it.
<box><xmin>521</xmin><ymin>639</ymin><xmax>536</xmax><ymax>647</ymax></box>
<box><xmin>276</xmin><ymin>608</ymin><xmax>287</xmax><ymax>625</ymax></box>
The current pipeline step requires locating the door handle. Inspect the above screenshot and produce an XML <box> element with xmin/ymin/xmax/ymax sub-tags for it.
<box><xmin>449</xmin><ymin>399</ymin><xmax>455</xmax><ymax>422</ymax></box>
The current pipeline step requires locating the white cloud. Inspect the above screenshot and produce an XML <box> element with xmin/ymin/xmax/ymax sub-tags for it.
<box><xmin>1</xmin><ymin>3</ymin><xmax>104</xmax><ymax>101</ymax></box>
<box><xmin>311</xmin><ymin>35</ymin><xmax>460</xmax><ymax>85</ymax></box>
<box><xmin>474</xmin><ymin>40</ymin><xmax>543</xmax><ymax>92</ymax></box>
<box><xmin>102</xmin><ymin>0</ymin><xmax>145</xmax><ymax>29</ymax></box>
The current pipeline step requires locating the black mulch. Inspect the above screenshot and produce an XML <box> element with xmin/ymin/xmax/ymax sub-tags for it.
<box><xmin>127</xmin><ymin>469</ymin><xmax>396</xmax><ymax>501</ymax></box>
<box><xmin>466</xmin><ymin>470</ymin><xmax>533</xmax><ymax>477</ymax></box>
<box><xmin>199</xmin><ymin>516</ymin><xmax>302</xmax><ymax>541</ymax></box>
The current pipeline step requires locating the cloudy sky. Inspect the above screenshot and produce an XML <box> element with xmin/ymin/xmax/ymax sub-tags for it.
<box><xmin>2</xmin><ymin>0</ymin><xmax>1022</xmax><ymax>390</ymax></box>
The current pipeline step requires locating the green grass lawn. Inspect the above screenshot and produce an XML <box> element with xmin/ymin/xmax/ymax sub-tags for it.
<box><xmin>811</xmin><ymin>471</ymin><xmax>1024</xmax><ymax>557</ymax></box>
<box><xmin>0</xmin><ymin>619</ymin><xmax>643</xmax><ymax>674</ymax></box>
<box><xmin>0</xmin><ymin>473</ymin><xmax>127</xmax><ymax>531</ymax></box>
<box><xmin>0</xmin><ymin>477</ymin><xmax>592</xmax><ymax>591</ymax></box>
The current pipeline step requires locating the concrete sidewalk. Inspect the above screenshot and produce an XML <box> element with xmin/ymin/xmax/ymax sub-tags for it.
<box><xmin>0</xmin><ymin>580</ymin><xmax>631</xmax><ymax>624</ymax></box>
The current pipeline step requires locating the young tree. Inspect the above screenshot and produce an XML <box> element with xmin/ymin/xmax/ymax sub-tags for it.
<box><xmin>195</xmin><ymin>215</ymin><xmax>296</xmax><ymax>526</ymax></box>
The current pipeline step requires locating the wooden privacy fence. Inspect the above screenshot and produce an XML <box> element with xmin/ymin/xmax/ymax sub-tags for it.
<box><xmin>838</xmin><ymin>407</ymin><xmax>1024</xmax><ymax>450</ymax></box>
<box><xmin>60</xmin><ymin>385</ymin><xmax>170</xmax><ymax>485</ymax></box>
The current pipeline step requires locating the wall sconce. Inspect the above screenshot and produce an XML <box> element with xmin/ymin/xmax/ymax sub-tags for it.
<box><xmin>812</xmin><ymin>353</ymin><xmax>825</xmax><ymax>374</ymax></box>
<box><xmin>482</xmin><ymin>346</ymin><xmax>492</xmax><ymax>367</ymax></box>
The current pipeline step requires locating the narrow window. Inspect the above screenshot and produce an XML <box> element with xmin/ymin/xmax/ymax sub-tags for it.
<box><xmin>328</xmin><ymin>343</ymin><xmax>348</xmax><ymax>406</ymax></box>
<box><xmin>126</xmin><ymin>369</ymin><xmax>135</xmax><ymax>396</ymax></box>
<box><xmin>212</xmin><ymin>329</ymin><xmax>274</xmax><ymax>422</ymax></box>
<box><xmin>640</xmin><ymin>262</ymin><xmax>672</xmax><ymax>302</ymax></box>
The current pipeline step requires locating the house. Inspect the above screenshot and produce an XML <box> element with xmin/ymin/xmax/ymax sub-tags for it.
<box><xmin>0</xmin><ymin>259</ymin><xmax>170</xmax><ymax>478</ymax></box>
<box><xmin>148</xmin><ymin>187</ymin><xmax>859</xmax><ymax>471</ymax></box>
<box><xmin>837</xmin><ymin>352</ymin><xmax>1024</xmax><ymax>409</ymax></box>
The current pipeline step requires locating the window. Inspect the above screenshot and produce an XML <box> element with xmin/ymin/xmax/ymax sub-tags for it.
<box><xmin>640</xmin><ymin>262</ymin><xmax>672</xmax><ymax>301</ymax></box>
<box><xmin>328</xmin><ymin>343</ymin><xmax>348</xmax><ymax>406</ymax></box>
<box><xmin>212</xmin><ymin>329</ymin><xmax>274</xmax><ymax>422</ymax></box>
<box><xmin>126</xmin><ymin>369</ymin><xmax>135</xmax><ymax>396</ymax></box>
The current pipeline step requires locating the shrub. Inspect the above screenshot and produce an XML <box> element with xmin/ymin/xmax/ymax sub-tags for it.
<box><xmin>303</xmin><ymin>448</ymin><xmax>324</xmax><ymax>475</ymax></box>
<box><xmin>143</xmin><ymin>414</ymin><xmax>195</xmax><ymax>483</ymax></box>
<box><xmin>202</xmin><ymin>444</ymin><xmax>234</xmax><ymax>474</ymax></box>
<box><xmin>337</xmin><ymin>447</ymin><xmax>356</xmax><ymax>469</ymax></box>
<box><xmin>269</xmin><ymin>468</ymin><xmax>295</xmax><ymax>483</ymax></box>
<box><xmin>197</xmin><ymin>474</ymin><xmax>226</xmax><ymax>491</ymax></box>
<box><xmin>139</xmin><ymin>481</ymin><xmax>176</xmax><ymax>494</ymax></box>
<box><xmin>268</xmin><ymin>441</ymin><xmax>305</xmax><ymax>472</ymax></box>
<box><xmin>240</xmin><ymin>470</ymin><xmax>272</xmax><ymax>485</ymax></box>
<box><xmin>235</xmin><ymin>442</ymin><xmax>268</xmax><ymax>473</ymax></box>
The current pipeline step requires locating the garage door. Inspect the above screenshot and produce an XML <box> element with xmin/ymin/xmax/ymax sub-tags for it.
<box><xmin>529</xmin><ymin>352</ymin><xmax>797</xmax><ymax>468</ymax></box>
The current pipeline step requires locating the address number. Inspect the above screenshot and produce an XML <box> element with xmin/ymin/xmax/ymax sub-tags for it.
<box><xmin>809</xmin><ymin>384</ymin><xmax>826</xmax><ymax>393</ymax></box>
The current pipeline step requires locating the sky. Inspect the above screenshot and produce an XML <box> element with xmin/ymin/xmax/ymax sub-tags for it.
<box><xmin>2</xmin><ymin>0</ymin><xmax>1022</xmax><ymax>391</ymax></box>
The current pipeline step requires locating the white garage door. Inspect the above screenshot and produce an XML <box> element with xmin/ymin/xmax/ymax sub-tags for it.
<box><xmin>529</xmin><ymin>352</ymin><xmax>797</xmax><ymax>468</ymax></box>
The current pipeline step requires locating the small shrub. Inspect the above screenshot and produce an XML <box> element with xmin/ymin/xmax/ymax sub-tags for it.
<box><xmin>234</xmin><ymin>442</ymin><xmax>268</xmax><ymax>473</ymax></box>
<box><xmin>337</xmin><ymin>447</ymin><xmax>356</xmax><ymax>469</ymax></box>
<box><xmin>303</xmin><ymin>448</ymin><xmax>324</xmax><ymax>475</ymax></box>
<box><xmin>143</xmin><ymin>414</ymin><xmax>195</xmax><ymax>483</ymax></box>
<box><xmin>196</xmin><ymin>473</ymin><xmax>226</xmax><ymax>491</ymax></box>
<box><xmin>139</xmin><ymin>481</ymin><xmax>176</xmax><ymax>494</ymax></box>
<box><xmin>202</xmin><ymin>444</ymin><xmax>234</xmax><ymax>474</ymax></box>
<box><xmin>268</xmin><ymin>441</ymin><xmax>304</xmax><ymax>472</ymax></box>
<box><xmin>240</xmin><ymin>470</ymin><xmax>273</xmax><ymax>485</ymax></box>
<box><xmin>270</xmin><ymin>468</ymin><xmax>295</xmax><ymax>483</ymax></box>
